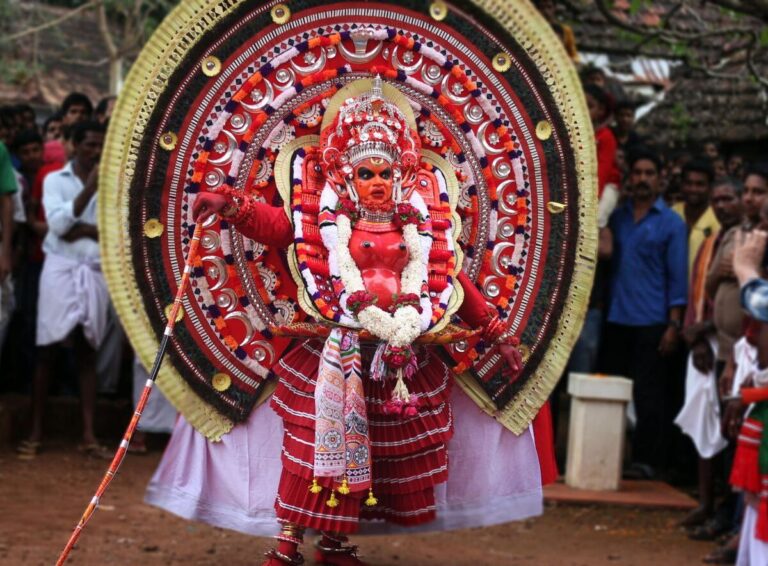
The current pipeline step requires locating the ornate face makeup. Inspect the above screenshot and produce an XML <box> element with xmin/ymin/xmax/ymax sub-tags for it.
<box><xmin>354</xmin><ymin>157</ymin><xmax>394</xmax><ymax>205</ymax></box>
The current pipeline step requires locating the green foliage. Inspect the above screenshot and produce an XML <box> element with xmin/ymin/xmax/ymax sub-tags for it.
<box><xmin>717</xmin><ymin>5</ymin><xmax>743</xmax><ymax>21</ymax></box>
<box><xmin>628</xmin><ymin>0</ymin><xmax>651</xmax><ymax>16</ymax></box>
<box><xmin>670</xmin><ymin>102</ymin><xmax>692</xmax><ymax>142</ymax></box>
<box><xmin>0</xmin><ymin>0</ymin><xmax>18</xmax><ymax>33</ymax></box>
<box><xmin>0</xmin><ymin>59</ymin><xmax>42</xmax><ymax>85</ymax></box>
<box><xmin>670</xmin><ymin>42</ymin><xmax>689</xmax><ymax>58</ymax></box>
<box><xmin>615</xmin><ymin>28</ymin><xmax>645</xmax><ymax>44</ymax></box>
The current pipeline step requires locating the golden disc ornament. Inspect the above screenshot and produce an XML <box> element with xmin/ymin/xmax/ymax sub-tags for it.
<box><xmin>492</xmin><ymin>52</ymin><xmax>511</xmax><ymax>72</ymax></box>
<box><xmin>536</xmin><ymin>120</ymin><xmax>553</xmax><ymax>140</ymax></box>
<box><xmin>143</xmin><ymin>218</ymin><xmax>164</xmax><ymax>238</ymax></box>
<box><xmin>158</xmin><ymin>131</ymin><xmax>177</xmax><ymax>151</ymax></box>
<box><xmin>429</xmin><ymin>1</ymin><xmax>448</xmax><ymax>21</ymax></box>
<box><xmin>547</xmin><ymin>201</ymin><xmax>566</xmax><ymax>214</ymax></box>
<box><xmin>212</xmin><ymin>373</ymin><xmax>232</xmax><ymax>392</ymax></box>
<box><xmin>164</xmin><ymin>303</ymin><xmax>184</xmax><ymax>322</ymax></box>
<box><xmin>201</xmin><ymin>56</ymin><xmax>222</xmax><ymax>77</ymax></box>
<box><xmin>271</xmin><ymin>3</ymin><xmax>291</xmax><ymax>24</ymax></box>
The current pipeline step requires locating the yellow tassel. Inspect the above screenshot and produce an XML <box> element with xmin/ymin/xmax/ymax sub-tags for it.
<box><xmin>326</xmin><ymin>490</ymin><xmax>339</xmax><ymax>508</ymax></box>
<box><xmin>338</xmin><ymin>478</ymin><xmax>350</xmax><ymax>495</ymax></box>
<box><xmin>309</xmin><ymin>478</ymin><xmax>322</xmax><ymax>494</ymax></box>
<box><xmin>364</xmin><ymin>488</ymin><xmax>378</xmax><ymax>507</ymax></box>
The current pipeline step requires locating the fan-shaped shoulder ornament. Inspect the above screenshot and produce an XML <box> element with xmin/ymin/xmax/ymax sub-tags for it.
<box><xmin>100</xmin><ymin>0</ymin><xmax>597</xmax><ymax>441</ymax></box>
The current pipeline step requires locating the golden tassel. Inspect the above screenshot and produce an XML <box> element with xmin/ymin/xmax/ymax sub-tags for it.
<box><xmin>364</xmin><ymin>488</ymin><xmax>378</xmax><ymax>507</ymax></box>
<box><xmin>309</xmin><ymin>478</ymin><xmax>322</xmax><ymax>494</ymax></box>
<box><xmin>338</xmin><ymin>478</ymin><xmax>350</xmax><ymax>495</ymax></box>
<box><xmin>326</xmin><ymin>489</ymin><xmax>339</xmax><ymax>508</ymax></box>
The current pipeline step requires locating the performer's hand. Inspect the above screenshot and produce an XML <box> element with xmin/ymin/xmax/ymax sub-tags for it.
<box><xmin>499</xmin><ymin>343</ymin><xmax>523</xmax><ymax>378</ymax></box>
<box><xmin>193</xmin><ymin>191</ymin><xmax>229</xmax><ymax>222</ymax></box>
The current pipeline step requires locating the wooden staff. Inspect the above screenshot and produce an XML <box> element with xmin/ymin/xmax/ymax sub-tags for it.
<box><xmin>56</xmin><ymin>221</ymin><xmax>204</xmax><ymax>566</ymax></box>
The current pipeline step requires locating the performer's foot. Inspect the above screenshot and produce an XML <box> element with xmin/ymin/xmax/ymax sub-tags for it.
<box><xmin>261</xmin><ymin>549</ymin><xmax>304</xmax><ymax>565</ymax></box>
<box><xmin>261</xmin><ymin>522</ymin><xmax>304</xmax><ymax>566</ymax></box>
<box><xmin>263</xmin><ymin>529</ymin><xmax>305</xmax><ymax>565</ymax></box>
<box><xmin>314</xmin><ymin>534</ymin><xmax>368</xmax><ymax>566</ymax></box>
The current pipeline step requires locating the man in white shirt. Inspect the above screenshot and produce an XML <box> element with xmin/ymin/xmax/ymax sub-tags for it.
<box><xmin>20</xmin><ymin>121</ymin><xmax>111</xmax><ymax>457</ymax></box>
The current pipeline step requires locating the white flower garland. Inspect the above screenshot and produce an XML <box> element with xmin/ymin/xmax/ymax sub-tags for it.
<box><xmin>335</xmin><ymin>213</ymin><xmax>424</xmax><ymax>347</ymax></box>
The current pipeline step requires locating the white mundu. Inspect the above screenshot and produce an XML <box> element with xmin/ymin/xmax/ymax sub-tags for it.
<box><xmin>36</xmin><ymin>162</ymin><xmax>108</xmax><ymax>347</ymax></box>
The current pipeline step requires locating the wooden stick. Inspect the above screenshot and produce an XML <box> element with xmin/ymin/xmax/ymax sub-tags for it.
<box><xmin>56</xmin><ymin>221</ymin><xmax>204</xmax><ymax>566</ymax></box>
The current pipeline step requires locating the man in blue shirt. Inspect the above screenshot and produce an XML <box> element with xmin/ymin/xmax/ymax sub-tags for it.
<box><xmin>603</xmin><ymin>147</ymin><xmax>688</xmax><ymax>476</ymax></box>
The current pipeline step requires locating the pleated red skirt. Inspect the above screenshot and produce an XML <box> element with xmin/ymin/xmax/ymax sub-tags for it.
<box><xmin>271</xmin><ymin>341</ymin><xmax>453</xmax><ymax>533</ymax></box>
<box><xmin>731</xmin><ymin>417</ymin><xmax>768</xmax><ymax>542</ymax></box>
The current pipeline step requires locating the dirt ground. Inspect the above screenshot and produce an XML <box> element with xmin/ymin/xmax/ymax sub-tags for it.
<box><xmin>0</xmin><ymin>444</ymin><xmax>715</xmax><ymax>566</ymax></box>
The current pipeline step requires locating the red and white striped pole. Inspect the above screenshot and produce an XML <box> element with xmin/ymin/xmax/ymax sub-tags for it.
<box><xmin>56</xmin><ymin>221</ymin><xmax>204</xmax><ymax>566</ymax></box>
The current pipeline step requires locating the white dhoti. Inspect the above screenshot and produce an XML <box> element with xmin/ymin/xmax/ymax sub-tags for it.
<box><xmin>732</xmin><ymin>337</ymin><xmax>758</xmax><ymax>397</ymax></box>
<box><xmin>737</xmin><ymin>500</ymin><xmax>768</xmax><ymax>566</ymax></box>
<box><xmin>36</xmin><ymin>253</ymin><xmax>109</xmax><ymax>348</ymax></box>
<box><xmin>675</xmin><ymin>339</ymin><xmax>727</xmax><ymax>458</ymax></box>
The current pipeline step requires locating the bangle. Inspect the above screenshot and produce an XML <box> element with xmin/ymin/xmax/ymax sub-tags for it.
<box><xmin>483</xmin><ymin>314</ymin><xmax>507</xmax><ymax>343</ymax></box>
<box><xmin>501</xmin><ymin>335</ymin><xmax>520</xmax><ymax>346</ymax></box>
<box><xmin>668</xmin><ymin>319</ymin><xmax>682</xmax><ymax>330</ymax></box>
<box><xmin>216</xmin><ymin>187</ymin><xmax>255</xmax><ymax>224</ymax></box>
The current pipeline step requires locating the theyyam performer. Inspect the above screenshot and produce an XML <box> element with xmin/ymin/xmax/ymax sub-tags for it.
<box><xmin>75</xmin><ymin>1</ymin><xmax>598</xmax><ymax>564</ymax></box>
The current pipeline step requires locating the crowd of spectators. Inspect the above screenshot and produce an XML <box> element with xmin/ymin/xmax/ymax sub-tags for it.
<box><xmin>570</xmin><ymin>58</ymin><xmax>768</xmax><ymax>566</ymax></box>
<box><xmin>533</xmin><ymin>1</ymin><xmax>768</xmax><ymax>562</ymax></box>
<box><xmin>0</xmin><ymin>93</ymin><xmax>173</xmax><ymax>461</ymax></box>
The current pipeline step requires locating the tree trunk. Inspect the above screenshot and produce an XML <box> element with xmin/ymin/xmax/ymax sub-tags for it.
<box><xmin>109</xmin><ymin>56</ymin><xmax>124</xmax><ymax>95</ymax></box>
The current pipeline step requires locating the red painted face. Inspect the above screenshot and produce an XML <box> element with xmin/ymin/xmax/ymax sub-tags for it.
<box><xmin>353</xmin><ymin>158</ymin><xmax>393</xmax><ymax>205</ymax></box>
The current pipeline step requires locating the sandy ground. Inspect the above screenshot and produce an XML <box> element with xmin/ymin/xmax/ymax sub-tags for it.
<box><xmin>0</xmin><ymin>445</ymin><xmax>716</xmax><ymax>566</ymax></box>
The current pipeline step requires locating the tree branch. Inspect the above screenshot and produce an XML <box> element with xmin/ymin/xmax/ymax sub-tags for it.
<box><xmin>1</xmin><ymin>0</ymin><xmax>102</xmax><ymax>43</ymax></box>
<box><xmin>97</xmin><ymin>2</ymin><xmax>119</xmax><ymax>59</ymax></box>
<box><xmin>582</xmin><ymin>0</ymin><xmax>768</xmax><ymax>90</ymax></box>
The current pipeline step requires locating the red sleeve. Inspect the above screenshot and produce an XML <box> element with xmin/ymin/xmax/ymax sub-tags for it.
<box><xmin>595</xmin><ymin>127</ymin><xmax>620</xmax><ymax>197</ymax></box>
<box><xmin>456</xmin><ymin>270</ymin><xmax>495</xmax><ymax>328</ymax></box>
<box><xmin>232</xmin><ymin>202</ymin><xmax>293</xmax><ymax>248</ymax></box>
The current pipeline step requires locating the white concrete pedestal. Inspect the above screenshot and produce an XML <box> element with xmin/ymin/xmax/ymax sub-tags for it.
<box><xmin>565</xmin><ymin>372</ymin><xmax>633</xmax><ymax>491</ymax></box>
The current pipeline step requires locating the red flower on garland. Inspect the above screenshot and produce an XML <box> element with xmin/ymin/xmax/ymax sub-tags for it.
<box><xmin>347</xmin><ymin>290</ymin><xmax>377</xmax><ymax>316</ymax></box>
<box><xmin>389</xmin><ymin>292</ymin><xmax>423</xmax><ymax>314</ymax></box>
<box><xmin>336</xmin><ymin>198</ymin><xmax>360</xmax><ymax>224</ymax></box>
<box><xmin>393</xmin><ymin>203</ymin><xmax>423</xmax><ymax>228</ymax></box>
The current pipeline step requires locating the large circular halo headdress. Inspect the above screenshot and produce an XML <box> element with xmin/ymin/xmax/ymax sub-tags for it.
<box><xmin>100</xmin><ymin>0</ymin><xmax>597</xmax><ymax>440</ymax></box>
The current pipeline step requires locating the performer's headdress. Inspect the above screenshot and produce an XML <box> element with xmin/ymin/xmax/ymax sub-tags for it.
<box><xmin>320</xmin><ymin>76</ymin><xmax>421</xmax><ymax>203</ymax></box>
